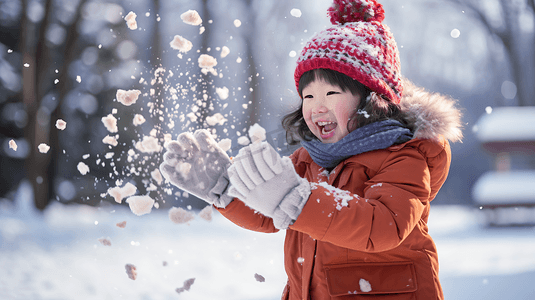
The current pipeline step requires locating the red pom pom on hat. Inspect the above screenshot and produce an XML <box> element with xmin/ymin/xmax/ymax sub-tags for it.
<box><xmin>328</xmin><ymin>0</ymin><xmax>385</xmax><ymax>24</ymax></box>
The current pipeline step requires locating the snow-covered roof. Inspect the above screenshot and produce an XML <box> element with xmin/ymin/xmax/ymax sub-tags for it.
<box><xmin>472</xmin><ymin>170</ymin><xmax>535</xmax><ymax>205</ymax></box>
<box><xmin>474</xmin><ymin>107</ymin><xmax>535</xmax><ymax>142</ymax></box>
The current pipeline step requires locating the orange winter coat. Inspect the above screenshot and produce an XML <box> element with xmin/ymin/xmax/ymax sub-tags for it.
<box><xmin>217</xmin><ymin>81</ymin><xmax>463</xmax><ymax>300</ymax></box>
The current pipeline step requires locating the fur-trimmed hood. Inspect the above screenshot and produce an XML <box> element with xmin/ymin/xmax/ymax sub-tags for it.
<box><xmin>400</xmin><ymin>79</ymin><xmax>463</xmax><ymax>143</ymax></box>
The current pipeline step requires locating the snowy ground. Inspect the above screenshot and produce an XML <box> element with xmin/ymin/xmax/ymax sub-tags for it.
<box><xmin>1</xmin><ymin>182</ymin><xmax>535</xmax><ymax>300</ymax></box>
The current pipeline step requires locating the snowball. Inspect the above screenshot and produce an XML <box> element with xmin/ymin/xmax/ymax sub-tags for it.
<box><xmin>217</xmin><ymin>138</ymin><xmax>232</xmax><ymax>152</ymax></box>
<box><xmin>133</xmin><ymin>114</ymin><xmax>146</xmax><ymax>126</ymax></box>
<box><xmin>198</xmin><ymin>54</ymin><xmax>217</xmax><ymax>68</ymax></box>
<box><xmin>125</xmin><ymin>11</ymin><xmax>138</xmax><ymax>30</ymax></box>
<box><xmin>169</xmin><ymin>207</ymin><xmax>195</xmax><ymax>224</ymax></box>
<box><xmin>220</xmin><ymin>46</ymin><xmax>230</xmax><ymax>58</ymax></box>
<box><xmin>98</xmin><ymin>237</ymin><xmax>112</xmax><ymax>246</ymax></box>
<box><xmin>102</xmin><ymin>135</ymin><xmax>118</xmax><ymax>146</ymax></box>
<box><xmin>108</xmin><ymin>182</ymin><xmax>137</xmax><ymax>204</ymax></box>
<box><xmin>151</xmin><ymin>169</ymin><xmax>163</xmax><ymax>185</ymax></box>
<box><xmin>451</xmin><ymin>28</ymin><xmax>460</xmax><ymax>38</ymax></box>
<box><xmin>135</xmin><ymin>135</ymin><xmax>162</xmax><ymax>153</ymax></box>
<box><xmin>254</xmin><ymin>273</ymin><xmax>265</xmax><ymax>282</ymax></box>
<box><xmin>170</xmin><ymin>35</ymin><xmax>193</xmax><ymax>53</ymax></box>
<box><xmin>359</xmin><ymin>278</ymin><xmax>372</xmax><ymax>292</ymax></box>
<box><xmin>176</xmin><ymin>278</ymin><xmax>195</xmax><ymax>293</ymax></box>
<box><xmin>125</xmin><ymin>264</ymin><xmax>137</xmax><ymax>280</ymax></box>
<box><xmin>38</xmin><ymin>143</ymin><xmax>50</xmax><ymax>153</ymax></box>
<box><xmin>237</xmin><ymin>136</ymin><xmax>250</xmax><ymax>146</ymax></box>
<box><xmin>215</xmin><ymin>86</ymin><xmax>229</xmax><ymax>100</ymax></box>
<box><xmin>76</xmin><ymin>76</ymin><xmax>81</xmax><ymax>83</ymax></box>
<box><xmin>77</xmin><ymin>162</ymin><xmax>90</xmax><ymax>175</ymax></box>
<box><xmin>126</xmin><ymin>195</ymin><xmax>155</xmax><ymax>216</ymax></box>
<box><xmin>206</xmin><ymin>113</ymin><xmax>227</xmax><ymax>126</ymax></box>
<box><xmin>249</xmin><ymin>123</ymin><xmax>266</xmax><ymax>143</ymax></box>
<box><xmin>233</xmin><ymin>19</ymin><xmax>242</xmax><ymax>27</ymax></box>
<box><xmin>116</xmin><ymin>221</ymin><xmax>127</xmax><ymax>228</ymax></box>
<box><xmin>198</xmin><ymin>205</ymin><xmax>212</xmax><ymax>221</ymax></box>
<box><xmin>181</xmin><ymin>10</ymin><xmax>202</xmax><ymax>25</ymax></box>
<box><xmin>8</xmin><ymin>139</ymin><xmax>17</xmax><ymax>151</ymax></box>
<box><xmin>290</xmin><ymin>8</ymin><xmax>302</xmax><ymax>18</ymax></box>
<box><xmin>55</xmin><ymin>119</ymin><xmax>66</xmax><ymax>130</ymax></box>
<box><xmin>101</xmin><ymin>114</ymin><xmax>118</xmax><ymax>133</ymax></box>
<box><xmin>116</xmin><ymin>89</ymin><xmax>141</xmax><ymax>106</ymax></box>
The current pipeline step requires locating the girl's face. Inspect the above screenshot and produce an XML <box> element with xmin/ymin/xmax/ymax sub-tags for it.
<box><xmin>302</xmin><ymin>79</ymin><xmax>362</xmax><ymax>143</ymax></box>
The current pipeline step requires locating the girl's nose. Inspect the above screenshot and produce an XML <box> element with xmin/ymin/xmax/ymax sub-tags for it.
<box><xmin>312</xmin><ymin>103</ymin><xmax>328</xmax><ymax>115</ymax></box>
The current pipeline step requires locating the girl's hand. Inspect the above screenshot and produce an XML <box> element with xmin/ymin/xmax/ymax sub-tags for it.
<box><xmin>159</xmin><ymin>129</ymin><xmax>233</xmax><ymax>208</ymax></box>
<box><xmin>227</xmin><ymin>142</ymin><xmax>311</xmax><ymax>229</ymax></box>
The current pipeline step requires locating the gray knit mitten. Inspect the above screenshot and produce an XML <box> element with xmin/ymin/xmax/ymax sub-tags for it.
<box><xmin>159</xmin><ymin>129</ymin><xmax>233</xmax><ymax>208</ymax></box>
<box><xmin>227</xmin><ymin>142</ymin><xmax>311</xmax><ymax>229</ymax></box>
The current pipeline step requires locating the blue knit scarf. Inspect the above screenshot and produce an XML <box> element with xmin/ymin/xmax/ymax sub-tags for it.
<box><xmin>300</xmin><ymin>119</ymin><xmax>413</xmax><ymax>169</ymax></box>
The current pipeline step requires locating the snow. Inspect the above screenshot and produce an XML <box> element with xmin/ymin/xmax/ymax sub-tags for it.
<box><xmin>217</xmin><ymin>138</ymin><xmax>232</xmax><ymax>152</ymax></box>
<box><xmin>1</xmin><ymin>185</ymin><xmax>535</xmax><ymax>299</ymax></box>
<box><xmin>180</xmin><ymin>10</ymin><xmax>202</xmax><ymax>26</ymax></box>
<box><xmin>475</xmin><ymin>106</ymin><xmax>535</xmax><ymax>142</ymax></box>
<box><xmin>170</xmin><ymin>35</ymin><xmax>193</xmax><ymax>53</ymax></box>
<box><xmin>220</xmin><ymin>46</ymin><xmax>230</xmax><ymax>58</ymax></box>
<box><xmin>234</xmin><ymin>19</ymin><xmax>242</xmax><ymax>27</ymax></box>
<box><xmin>55</xmin><ymin>119</ymin><xmax>66</xmax><ymax>130</ymax></box>
<box><xmin>125</xmin><ymin>195</ymin><xmax>155</xmax><ymax>216</ymax></box>
<box><xmin>116</xmin><ymin>89</ymin><xmax>141</xmax><ymax>106</ymax></box>
<box><xmin>8</xmin><ymin>139</ymin><xmax>17</xmax><ymax>151</ymax></box>
<box><xmin>133</xmin><ymin>114</ymin><xmax>145</xmax><ymax>126</ymax></box>
<box><xmin>125</xmin><ymin>264</ymin><xmax>137</xmax><ymax>280</ymax></box>
<box><xmin>125</xmin><ymin>11</ymin><xmax>137</xmax><ymax>30</ymax></box>
<box><xmin>248</xmin><ymin>123</ymin><xmax>266</xmax><ymax>143</ymax></box>
<box><xmin>38</xmin><ymin>143</ymin><xmax>50</xmax><ymax>153</ymax></box>
<box><xmin>77</xmin><ymin>161</ymin><xmax>90</xmax><ymax>175</ymax></box>
<box><xmin>198</xmin><ymin>205</ymin><xmax>213</xmax><ymax>222</ymax></box>
<box><xmin>290</xmin><ymin>8</ymin><xmax>302</xmax><ymax>18</ymax></box>
<box><xmin>359</xmin><ymin>278</ymin><xmax>372</xmax><ymax>292</ymax></box>
<box><xmin>107</xmin><ymin>182</ymin><xmax>137</xmax><ymax>204</ymax></box>
<box><xmin>168</xmin><ymin>207</ymin><xmax>195</xmax><ymax>224</ymax></box>
<box><xmin>215</xmin><ymin>86</ymin><xmax>229</xmax><ymax>100</ymax></box>
<box><xmin>102</xmin><ymin>135</ymin><xmax>118</xmax><ymax>146</ymax></box>
<box><xmin>101</xmin><ymin>114</ymin><xmax>118</xmax><ymax>133</ymax></box>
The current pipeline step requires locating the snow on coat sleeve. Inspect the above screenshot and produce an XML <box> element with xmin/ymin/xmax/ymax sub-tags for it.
<box><xmin>290</xmin><ymin>146</ymin><xmax>433</xmax><ymax>252</ymax></box>
<box><xmin>215</xmin><ymin>199</ymin><xmax>279</xmax><ymax>233</ymax></box>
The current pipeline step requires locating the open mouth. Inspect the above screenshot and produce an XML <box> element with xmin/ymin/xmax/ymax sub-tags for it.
<box><xmin>316</xmin><ymin>121</ymin><xmax>337</xmax><ymax>137</ymax></box>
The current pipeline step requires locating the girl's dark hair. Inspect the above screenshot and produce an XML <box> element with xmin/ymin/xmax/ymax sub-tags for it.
<box><xmin>281</xmin><ymin>68</ymin><xmax>412</xmax><ymax>145</ymax></box>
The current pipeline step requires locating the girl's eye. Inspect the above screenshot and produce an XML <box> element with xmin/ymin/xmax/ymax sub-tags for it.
<box><xmin>303</xmin><ymin>94</ymin><xmax>313</xmax><ymax>99</ymax></box>
<box><xmin>327</xmin><ymin>91</ymin><xmax>340</xmax><ymax>96</ymax></box>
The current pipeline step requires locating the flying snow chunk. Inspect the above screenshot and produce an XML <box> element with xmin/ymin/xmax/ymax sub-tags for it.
<box><xmin>125</xmin><ymin>11</ymin><xmax>138</xmax><ymax>30</ymax></box>
<box><xmin>151</xmin><ymin>168</ymin><xmax>163</xmax><ymax>185</ymax></box>
<box><xmin>254</xmin><ymin>273</ymin><xmax>266</xmax><ymax>282</ymax></box>
<box><xmin>116</xmin><ymin>89</ymin><xmax>141</xmax><ymax>106</ymax></box>
<box><xmin>217</xmin><ymin>138</ymin><xmax>232</xmax><ymax>152</ymax></box>
<box><xmin>289</xmin><ymin>51</ymin><xmax>297</xmax><ymax>58</ymax></box>
<box><xmin>55</xmin><ymin>119</ymin><xmax>66</xmax><ymax>130</ymax></box>
<box><xmin>101</xmin><ymin>114</ymin><xmax>118</xmax><ymax>133</ymax></box>
<box><xmin>76</xmin><ymin>76</ymin><xmax>81</xmax><ymax>83</ymax></box>
<box><xmin>8</xmin><ymin>139</ymin><xmax>17</xmax><ymax>151</ymax></box>
<box><xmin>170</xmin><ymin>35</ymin><xmax>193</xmax><ymax>53</ymax></box>
<box><xmin>133</xmin><ymin>114</ymin><xmax>146</xmax><ymax>126</ymax></box>
<box><xmin>215</xmin><ymin>86</ymin><xmax>229</xmax><ymax>100</ymax></box>
<box><xmin>359</xmin><ymin>278</ymin><xmax>372</xmax><ymax>292</ymax></box>
<box><xmin>234</xmin><ymin>19</ymin><xmax>242</xmax><ymax>27</ymax></box>
<box><xmin>116</xmin><ymin>221</ymin><xmax>127</xmax><ymax>228</ymax></box>
<box><xmin>249</xmin><ymin>123</ymin><xmax>266</xmax><ymax>143</ymax></box>
<box><xmin>176</xmin><ymin>278</ymin><xmax>196</xmax><ymax>293</ymax></box>
<box><xmin>451</xmin><ymin>28</ymin><xmax>460</xmax><ymax>38</ymax></box>
<box><xmin>206</xmin><ymin>113</ymin><xmax>227</xmax><ymax>126</ymax></box>
<box><xmin>290</xmin><ymin>8</ymin><xmax>302</xmax><ymax>18</ymax></box>
<box><xmin>126</xmin><ymin>195</ymin><xmax>155</xmax><ymax>216</ymax></box>
<box><xmin>77</xmin><ymin>162</ymin><xmax>90</xmax><ymax>175</ymax></box>
<box><xmin>125</xmin><ymin>264</ymin><xmax>137</xmax><ymax>280</ymax></box>
<box><xmin>38</xmin><ymin>143</ymin><xmax>50</xmax><ymax>153</ymax></box>
<box><xmin>220</xmin><ymin>46</ymin><xmax>230</xmax><ymax>58</ymax></box>
<box><xmin>181</xmin><ymin>10</ymin><xmax>202</xmax><ymax>26</ymax></box>
<box><xmin>169</xmin><ymin>207</ymin><xmax>195</xmax><ymax>224</ymax></box>
<box><xmin>102</xmin><ymin>135</ymin><xmax>118</xmax><ymax>146</ymax></box>
<box><xmin>198</xmin><ymin>54</ymin><xmax>217</xmax><ymax>68</ymax></box>
<box><xmin>108</xmin><ymin>182</ymin><xmax>137</xmax><ymax>204</ymax></box>
<box><xmin>237</xmin><ymin>136</ymin><xmax>250</xmax><ymax>146</ymax></box>
<box><xmin>135</xmin><ymin>135</ymin><xmax>162</xmax><ymax>153</ymax></box>
<box><xmin>199</xmin><ymin>205</ymin><xmax>213</xmax><ymax>221</ymax></box>
<box><xmin>98</xmin><ymin>237</ymin><xmax>112</xmax><ymax>246</ymax></box>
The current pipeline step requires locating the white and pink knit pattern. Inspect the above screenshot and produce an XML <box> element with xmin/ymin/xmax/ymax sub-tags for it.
<box><xmin>294</xmin><ymin>0</ymin><xmax>402</xmax><ymax>103</ymax></box>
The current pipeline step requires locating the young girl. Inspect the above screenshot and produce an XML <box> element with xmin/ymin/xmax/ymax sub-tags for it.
<box><xmin>159</xmin><ymin>0</ymin><xmax>463</xmax><ymax>299</ymax></box>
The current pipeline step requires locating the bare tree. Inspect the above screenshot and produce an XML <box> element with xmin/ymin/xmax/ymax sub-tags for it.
<box><xmin>448</xmin><ymin>0</ymin><xmax>535</xmax><ymax>106</ymax></box>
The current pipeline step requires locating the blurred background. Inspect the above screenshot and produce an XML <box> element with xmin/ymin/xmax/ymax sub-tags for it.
<box><xmin>0</xmin><ymin>0</ymin><xmax>534</xmax><ymax>299</ymax></box>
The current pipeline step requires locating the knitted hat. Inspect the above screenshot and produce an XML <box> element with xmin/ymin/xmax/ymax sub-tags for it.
<box><xmin>294</xmin><ymin>0</ymin><xmax>403</xmax><ymax>103</ymax></box>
